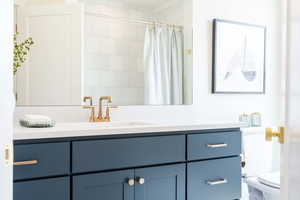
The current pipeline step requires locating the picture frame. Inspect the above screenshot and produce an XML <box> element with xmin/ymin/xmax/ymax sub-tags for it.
<box><xmin>212</xmin><ymin>19</ymin><xmax>266</xmax><ymax>94</ymax></box>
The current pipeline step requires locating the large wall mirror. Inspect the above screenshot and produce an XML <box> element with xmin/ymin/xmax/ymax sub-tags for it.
<box><xmin>14</xmin><ymin>0</ymin><xmax>193</xmax><ymax>106</ymax></box>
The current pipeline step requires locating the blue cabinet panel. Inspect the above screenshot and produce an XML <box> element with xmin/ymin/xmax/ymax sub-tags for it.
<box><xmin>73</xmin><ymin>170</ymin><xmax>134</xmax><ymax>200</ymax></box>
<box><xmin>14</xmin><ymin>142</ymin><xmax>70</xmax><ymax>180</ymax></box>
<box><xmin>188</xmin><ymin>157</ymin><xmax>241</xmax><ymax>200</ymax></box>
<box><xmin>73</xmin><ymin>135</ymin><xmax>185</xmax><ymax>173</ymax></box>
<box><xmin>14</xmin><ymin>177</ymin><xmax>70</xmax><ymax>200</ymax></box>
<box><xmin>135</xmin><ymin>164</ymin><xmax>185</xmax><ymax>200</ymax></box>
<box><xmin>188</xmin><ymin>131</ymin><xmax>241</xmax><ymax>160</ymax></box>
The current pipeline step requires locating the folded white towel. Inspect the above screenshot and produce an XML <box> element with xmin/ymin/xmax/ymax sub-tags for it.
<box><xmin>20</xmin><ymin>114</ymin><xmax>56</xmax><ymax>128</ymax></box>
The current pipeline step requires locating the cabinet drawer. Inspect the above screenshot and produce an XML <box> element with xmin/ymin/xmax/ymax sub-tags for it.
<box><xmin>188</xmin><ymin>157</ymin><xmax>241</xmax><ymax>200</ymax></box>
<box><xmin>73</xmin><ymin>135</ymin><xmax>185</xmax><ymax>173</ymax></box>
<box><xmin>14</xmin><ymin>142</ymin><xmax>70</xmax><ymax>180</ymax></box>
<box><xmin>188</xmin><ymin>131</ymin><xmax>241</xmax><ymax>160</ymax></box>
<box><xmin>14</xmin><ymin>177</ymin><xmax>70</xmax><ymax>200</ymax></box>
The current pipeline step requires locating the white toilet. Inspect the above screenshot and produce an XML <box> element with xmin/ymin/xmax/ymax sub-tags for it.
<box><xmin>242</xmin><ymin>127</ymin><xmax>281</xmax><ymax>200</ymax></box>
<box><xmin>245</xmin><ymin>172</ymin><xmax>280</xmax><ymax>200</ymax></box>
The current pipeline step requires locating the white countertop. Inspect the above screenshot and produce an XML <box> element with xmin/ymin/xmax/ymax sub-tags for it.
<box><xmin>14</xmin><ymin>121</ymin><xmax>245</xmax><ymax>140</ymax></box>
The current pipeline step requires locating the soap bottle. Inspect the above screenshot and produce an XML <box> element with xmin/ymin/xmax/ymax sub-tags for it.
<box><xmin>250</xmin><ymin>112</ymin><xmax>262</xmax><ymax>127</ymax></box>
<box><xmin>239</xmin><ymin>113</ymin><xmax>250</xmax><ymax>127</ymax></box>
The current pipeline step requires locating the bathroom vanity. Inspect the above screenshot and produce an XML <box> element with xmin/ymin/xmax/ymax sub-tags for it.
<box><xmin>13</xmin><ymin>123</ymin><xmax>242</xmax><ymax>200</ymax></box>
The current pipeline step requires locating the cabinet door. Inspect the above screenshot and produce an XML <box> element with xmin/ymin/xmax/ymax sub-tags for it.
<box><xmin>135</xmin><ymin>164</ymin><xmax>185</xmax><ymax>200</ymax></box>
<box><xmin>73</xmin><ymin>170</ymin><xmax>134</xmax><ymax>200</ymax></box>
<box><xmin>14</xmin><ymin>177</ymin><xmax>70</xmax><ymax>200</ymax></box>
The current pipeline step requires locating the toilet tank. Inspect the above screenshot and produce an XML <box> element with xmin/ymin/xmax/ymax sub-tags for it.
<box><xmin>241</xmin><ymin>127</ymin><xmax>280</xmax><ymax>200</ymax></box>
<box><xmin>241</xmin><ymin>127</ymin><xmax>280</xmax><ymax>177</ymax></box>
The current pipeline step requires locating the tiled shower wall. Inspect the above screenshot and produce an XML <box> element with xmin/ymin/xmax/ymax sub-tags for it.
<box><xmin>84</xmin><ymin>5</ymin><xmax>145</xmax><ymax>105</ymax></box>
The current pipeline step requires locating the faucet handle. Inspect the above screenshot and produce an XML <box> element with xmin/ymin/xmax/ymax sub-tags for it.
<box><xmin>104</xmin><ymin>100</ymin><xmax>115</xmax><ymax>121</ymax></box>
<box><xmin>104</xmin><ymin>102</ymin><xmax>119</xmax><ymax>122</ymax></box>
<box><xmin>83</xmin><ymin>96</ymin><xmax>93</xmax><ymax>106</ymax></box>
<box><xmin>83</xmin><ymin>105</ymin><xmax>96</xmax><ymax>122</ymax></box>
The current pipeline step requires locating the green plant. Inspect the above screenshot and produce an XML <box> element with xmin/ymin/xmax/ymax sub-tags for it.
<box><xmin>13</xmin><ymin>32</ymin><xmax>34</xmax><ymax>75</ymax></box>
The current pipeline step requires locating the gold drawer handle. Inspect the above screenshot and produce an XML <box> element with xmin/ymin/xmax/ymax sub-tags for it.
<box><xmin>13</xmin><ymin>160</ymin><xmax>38</xmax><ymax>166</ymax></box>
<box><xmin>207</xmin><ymin>143</ymin><xmax>228</xmax><ymax>148</ymax></box>
<box><xmin>207</xmin><ymin>179</ymin><xmax>228</xmax><ymax>186</ymax></box>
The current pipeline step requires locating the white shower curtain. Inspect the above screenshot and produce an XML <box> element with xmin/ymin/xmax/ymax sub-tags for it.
<box><xmin>144</xmin><ymin>25</ymin><xmax>184</xmax><ymax>105</ymax></box>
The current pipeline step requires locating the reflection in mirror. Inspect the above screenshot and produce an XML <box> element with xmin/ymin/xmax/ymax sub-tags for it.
<box><xmin>14</xmin><ymin>0</ymin><xmax>193</xmax><ymax>106</ymax></box>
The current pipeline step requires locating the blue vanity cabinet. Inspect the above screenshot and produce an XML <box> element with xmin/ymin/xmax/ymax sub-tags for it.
<box><xmin>134</xmin><ymin>164</ymin><xmax>185</xmax><ymax>200</ymax></box>
<box><xmin>73</xmin><ymin>170</ymin><xmax>134</xmax><ymax>200</ymax></box>
<box><xmin>13</xmin><ymin>128</ymin><xmax>242</xmax><ymax>200</ymax></box>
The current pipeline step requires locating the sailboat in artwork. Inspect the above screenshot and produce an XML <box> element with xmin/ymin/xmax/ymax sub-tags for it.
<box><xmin>224</xmin><ymin>36</ymin><xmax>257</xmax><ymax>82</ymax></box>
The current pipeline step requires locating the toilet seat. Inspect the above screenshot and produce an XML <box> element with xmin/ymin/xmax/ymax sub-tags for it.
<box><xmin>258</xmin><ymin>172</ymin><xmax>280</xmax><ymax>189</ymax></box>
<box><xmin>246</xmin><ymin>172</ymin><xmax>280</xmax><ymax>200</ymax></box>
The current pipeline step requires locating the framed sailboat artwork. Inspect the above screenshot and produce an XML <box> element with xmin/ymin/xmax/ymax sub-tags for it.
<box><xmin>212</xmin><ymin>19</ymin><xmax>266</xmax><ymax>94</ymax></box>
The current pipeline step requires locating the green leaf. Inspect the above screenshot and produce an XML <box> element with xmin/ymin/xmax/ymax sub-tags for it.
<box><xmin>13</xmin><ymin>32</ymin><xmax>34</xmax><ymax>75</ymax></box>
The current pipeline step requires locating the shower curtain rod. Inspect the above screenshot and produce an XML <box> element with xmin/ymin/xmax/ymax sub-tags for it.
<box><xmin>85</xmin><ymin>12</ymin><xmax>184</xmax><ymax>29</ymax></box>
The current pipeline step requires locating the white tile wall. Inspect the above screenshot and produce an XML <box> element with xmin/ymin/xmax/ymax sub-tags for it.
<box><xmin>84</xmin><ymin>4</ymin><xmax>146</xmax><ymax>105</ymax></box>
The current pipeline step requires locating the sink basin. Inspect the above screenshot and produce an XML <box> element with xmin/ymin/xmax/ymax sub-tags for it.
<box><xmin>57</xmin><ymin>121</ymin><xmax>155</xmax><ymax>130</ymax></box>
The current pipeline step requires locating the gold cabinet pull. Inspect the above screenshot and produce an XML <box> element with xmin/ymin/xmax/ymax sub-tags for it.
<box><xmin>13</xmin><ymin>160</ymin><xmax>38</xmax><ymax>166</ymax></box>
<box><xmin>207</xmin><ymin>179</ymin><xmax>228</xmax><ymax>186</ymax></box>
<box><xmin>128</xmin><ymin>179</ymin><xmax>135</xmax><ymax>186</ymax></box>
<box><xmin>137</xmin><ymin>177</ymin><xmax>145</xmax><ymax>185</ymax></box>
<box><xmin>207</xmin><ymin>143</ymin><xmax>228</xmax><ymax>148</ymax></box>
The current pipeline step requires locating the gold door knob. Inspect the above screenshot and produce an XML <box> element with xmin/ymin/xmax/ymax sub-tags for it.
<box><xmin>137</xmin><ymin>178</ymin><xmax>145</xmax><ymax>185</ymax></box>
<box><xmin>266</xmin><ymin>127</ymin><xmax>285</xmax><ymax>144</ymax></box>
<box><xmin>128</xmin><ymin>179</ymin><xmax>135</xmax><ymax>186</ymax></box>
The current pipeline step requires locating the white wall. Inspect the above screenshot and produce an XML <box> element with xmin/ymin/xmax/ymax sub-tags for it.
<box><xmin>0</xmin><ymin>0</ymin><xmax>14</xmax><ymax>199</ymax></box>
<box><xmin>15</xmin><ymin>0</ymin><xmax>283</xmax><ymax>125</ymax></box>
<box><xmin>193</xmin><ymin>0</ymin><xmax>283</xmax><ymax>125</ymax></box>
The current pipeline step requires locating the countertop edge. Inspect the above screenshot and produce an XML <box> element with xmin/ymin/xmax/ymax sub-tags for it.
<box><xmin>14</xmin><ymin>122</ymin><xmax>246</xmax><ymax>141</ymax></box>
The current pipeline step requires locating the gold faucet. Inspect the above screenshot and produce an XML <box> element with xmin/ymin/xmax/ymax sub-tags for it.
<box><xmin>83</xmin><ymin>96</ymin><xmax>115</xmax><ymax>122</ymax></box>
<box><xmin>97</xmin><ymin>96</ymin><xmax>112</xmax><ymax>122</ymax></box>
